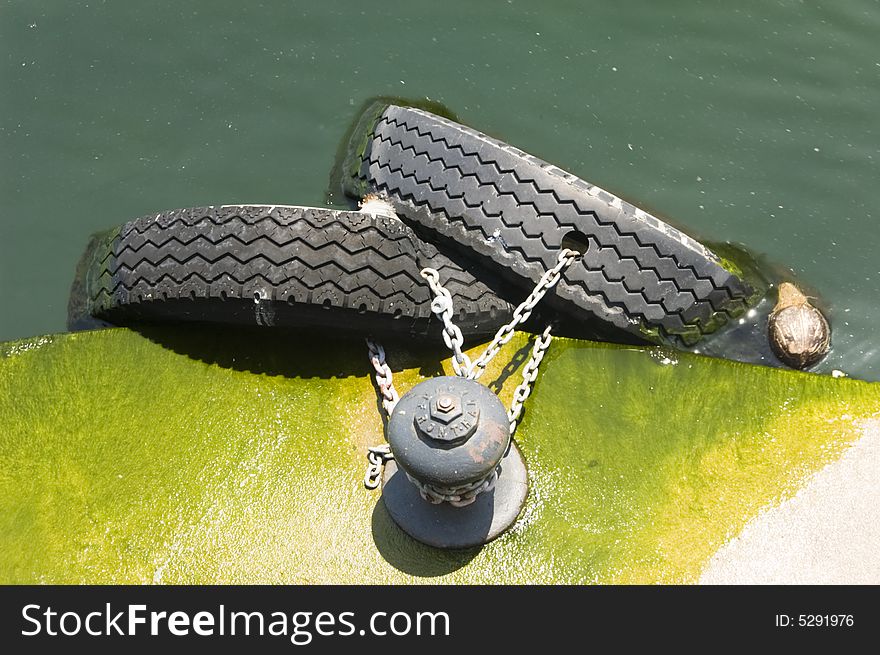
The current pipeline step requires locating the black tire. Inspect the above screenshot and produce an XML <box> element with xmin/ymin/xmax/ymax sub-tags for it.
<box><xmin>73</xmin><ymin>205</ymin><xmax>516</xmax><ymax>339</ymax></box>
<box><xmin>342</xmin><ymin>103</ymin><xmax>756</xmax><ymax>345</ymax></box>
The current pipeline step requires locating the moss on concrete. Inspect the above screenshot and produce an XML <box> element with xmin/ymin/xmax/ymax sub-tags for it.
<box><xmin>0</xmin><ymin>327</ymin><xmax>877</xmax><ymax>583</ymax></box>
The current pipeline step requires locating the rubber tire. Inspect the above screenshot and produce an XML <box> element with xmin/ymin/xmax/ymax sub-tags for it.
<box><xmin>76</xmin><ymin>205</ymin><xmax>516</xmax><ymax>339</ymax></box>
<box><xmin>344</xmin><ymin>103</ymin><xmax>755</xmax><ymax>345</ymax></box>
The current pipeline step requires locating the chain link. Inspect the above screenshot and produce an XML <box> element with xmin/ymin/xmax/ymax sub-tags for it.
<box><xmin>365</xmin><ymin>338</ymin><xmax>399</xmax><ymax>415</ymax></box>
<box><xmin>466</xmin><ymin>248</ymin><xmax>577</xmax><ymax>381</ymax></box>
<box><xmin>364</xmin><ymin>339</ymin><xmax>398</xmax><ymax>489</ymax></box>
<box><xmin>404</xmin><ymin>468</ymin><xmax>499</xmax><ymax>508</ymax></box>
<box><xmin>419</xmin><ymin>268</ymin><xmax>473</xmax><ymax>377</ymax></box>
<box><xmin>364</xmin><ymin>444</ymin><xmax>393</xmax><ymax>489</ymax></box>
<box><xmin>508</xmin><ymin>324</ymin><xmax>554</xmax><ymax>434</ymax></box>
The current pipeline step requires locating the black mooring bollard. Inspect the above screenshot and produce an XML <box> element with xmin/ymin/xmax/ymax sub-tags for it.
<box><xmin>381</xmin><ymin>376</ymin><xmax>528</xmax><ymax>549</ymax></box>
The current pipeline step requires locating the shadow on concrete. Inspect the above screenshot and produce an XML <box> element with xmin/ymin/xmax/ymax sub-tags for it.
<box><xmin>127</xmin><ymin>323</ymin><xmax>455</xmax><ymax>381</ymax></box>
<box><xmin>370</xmin><ymin>500</ymin><xmax>480</xmax><ymax>578</ymax></box>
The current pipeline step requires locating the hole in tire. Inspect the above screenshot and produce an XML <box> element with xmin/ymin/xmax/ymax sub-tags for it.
<box><xmin>322</xmin><ymin>298</ymin><xmax>332</xmax><ymax>309</ymax></box>
<box><xmin>358</xmin><ymin>303</ymin><xmax>367</xmax><ymax>314</ymax></box>
<box><xmin>561</xmin><ymin>230</ymin><xmax>590</xmax><ymax>256</ymax></box>
<box><xmin>393</xmin><ymin>308</ymin><xmax>403</xmax><ymax>319</ymax></box>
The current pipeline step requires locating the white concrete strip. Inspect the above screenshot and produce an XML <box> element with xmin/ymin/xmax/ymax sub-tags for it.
<box><xmin>700</xmin><ymin>419</ymin><xmax>880</xmax><ymax>585</ymax></box>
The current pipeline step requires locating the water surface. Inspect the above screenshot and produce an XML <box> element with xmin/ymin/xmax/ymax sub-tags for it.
<box><xmin>2</xmin><ymin>0</ymin><xmax>878</xmax><ymax>378</ymax></box>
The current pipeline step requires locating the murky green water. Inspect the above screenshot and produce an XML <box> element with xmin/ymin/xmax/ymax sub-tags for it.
<box><xmin>2</xmin><ymin>0</ymin><xmax>878</xmax><ymax>379</ymax></box>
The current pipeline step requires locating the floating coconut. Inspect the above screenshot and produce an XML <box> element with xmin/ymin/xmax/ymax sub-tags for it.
<box><xmin>767</xmin><ymin>283</ymin><xmax>830</xmax><ymax>369</ymax></box>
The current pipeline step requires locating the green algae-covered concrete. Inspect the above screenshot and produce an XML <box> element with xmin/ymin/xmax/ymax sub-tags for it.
<box><xmin>1</xmin><ymin>327</ymin><xmax>877</xmax><ymax>584</ymax></box>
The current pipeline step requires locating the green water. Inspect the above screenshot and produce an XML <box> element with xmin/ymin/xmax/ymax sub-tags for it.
<box><xmin>2</xmin><ymin>0</ymin><xmax>878</xmax><ymax>379</ymax></box>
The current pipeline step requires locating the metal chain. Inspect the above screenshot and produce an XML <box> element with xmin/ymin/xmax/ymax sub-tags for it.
<box><xmin>365</xmin><ymin>338</ymin><xmax>399</xmax><ymax>415</ymax></box>
<box><xmin>419</xmin><ymin>269</ymin><xmax>473</xmax><ymax>377</ymax></box>
<box><xmin>404</xmin><ymin>468</ymin><xmax>498</xmax><ymax>508</ymax></box>
<box><xmin>364</xmin><ymin>339</ymin><xmax>398</xmax><ymax>489</ymax></box>
<box><xmin>508</xmin><ymin>324</ymin><xmax>554</xmax><ymax>434</ymax></box>
<box><xmin>465</xmin><ymin>248</ymin><xmax>578</xmax><ymax>381</ymax></box>
<box><xmin>421</xmin><ymin>248</ymin><xmax>577</xmax><ymax>434</ymax></box>
<box><xmin>364</xmin><ymin>249</ymin><xmax>578</xmax><ymax>494</ymax></box>
<box><xmin>364</xmin><ymin>444</ymin><xmax>393</xmax><ymax>490</ymax></box>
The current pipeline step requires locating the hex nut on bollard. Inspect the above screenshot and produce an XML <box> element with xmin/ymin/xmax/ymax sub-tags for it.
<box><xmin>413</xmin><ymin>387</ymin><xmax>480</xmax><ymax>443</ymax></box>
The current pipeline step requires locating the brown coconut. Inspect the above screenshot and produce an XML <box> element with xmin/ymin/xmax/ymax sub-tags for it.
<box><xmin>767</xmin><ymin>283</ymin><xmax>830</xmax><ymax>369</ymax></box>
